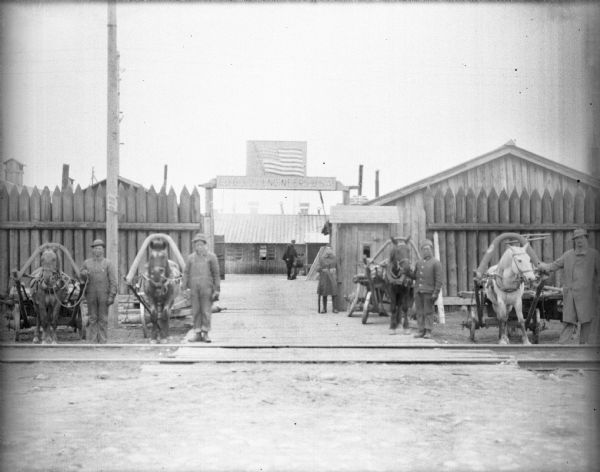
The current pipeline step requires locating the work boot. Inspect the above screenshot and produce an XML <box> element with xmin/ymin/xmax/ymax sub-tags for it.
<box><xmin>423</xmin><ymin>330</ymin><xmax>433</xmax><ymax>339</ymax></box>
<box><xmin>413</xmin><ymin>331</ymin><xmax>425</xmax><ymax>338</ymax></box>
<box><xmin>187</xmin><ymin>330</ymin><xmax>202</xmax><ymax>342</ymax></box>
<box><xmin>202</xmin><ymin>331</ymin><xmax>212</xmax><ymax>343</ymax></box>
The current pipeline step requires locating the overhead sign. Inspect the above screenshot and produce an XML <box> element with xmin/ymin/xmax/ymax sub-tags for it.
<box><xmin>216</xmin><ymin>175</ymin><xmax>337</xmax><ymax>190</ymax></box>
<box><xmin>246</xmin><ymin>141</ymin><xmax>307</xmax><ymax>177</ymax></box>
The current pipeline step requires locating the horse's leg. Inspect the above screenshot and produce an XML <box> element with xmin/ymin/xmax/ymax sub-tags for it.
<box><xmin>496</xmin><ymin>301</ymin><xmax>509</xmax><ymax>345</ymax></box>
<box><xmin>514</xmin><ymin>297</ymin><xmax>531</xmax><ymax>345</ymax></box>
<box><xmin>389</xmin><ymin>286</ymin><xmax>398</xmax><ymax>331</ymax></box>
<box><xmin>33</xmin><ymin>300</ymin><xmax>41</xmax><ymax>344</ymax></box>
<box><xmin>150</xmin><ymin>306</ymin><xmax>159</xmax><ymax>343</ymax></box>
<box><xmin>40</xmin><ymin>298</ymin><xmax>50</xmax><ymax>344</ymax></box>
<box><xmin>401</xmin><ymin>288</ymin><xmax>411</xmax><ymax>333</ymax></box>
<box><xmin>51</xmin><ymin>299</ymin><xmax>61</xmax><ymax>344</ymax></box>
<box><xmin>158</xmin><ymin>304</ymin><xmax>170</xmax><ymax>343</ymax></box>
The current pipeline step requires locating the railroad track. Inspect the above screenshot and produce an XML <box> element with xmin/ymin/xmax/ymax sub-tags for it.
<box><xmin>1</xmin><ymin>343</ymin><xmax>598</xmax><ymax>371</ymax></box>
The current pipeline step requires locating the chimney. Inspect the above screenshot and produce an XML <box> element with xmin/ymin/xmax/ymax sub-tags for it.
<box><xmin>358</xmin><ymin>164</ymin><xmax>363</xmax><ymax>196</ymax></box>
<box><xmin>299</xmin><ymin>202</ymin><xmax>309</xmax><ymax>215</ymax></box>
<box><xmin>3</xmin><ymin>159</ymin><xmax>24</xmax><ymax>186</ymax></box>
<box><xmin>375</xmin><ymin>170</ymin><xmax>380</xmax><ymax>198</ymax></box>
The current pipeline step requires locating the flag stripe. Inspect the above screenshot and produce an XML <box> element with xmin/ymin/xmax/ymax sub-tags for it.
<box><xmin>257</xmin><ymin>145</ymin><xmax>306</xmax><ymax>176</ymax></box>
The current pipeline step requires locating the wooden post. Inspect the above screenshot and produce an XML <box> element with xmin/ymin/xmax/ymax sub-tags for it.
<box><xmin>358</xmin><ymin>165</ymin><xmax>363</xmax><ymax>196</ymax></box>
<box><xmin>433</xmin><ymin>231</ymin><xmax>445</xmax><ymax>324</ymax></box>
<box><xmin>106</xmin><ymin>0</ymin><xmax>120</xmax><ymax>328</ymax></box>
<box><xmin>205</xmin><ymin>185</ymin><xmax>214</xmax><ymax>252</ymax></box>
<box><xmin>61</xmin><ymin>164</ymin><xmax>70</xmax><ymax>190</ymax></box>
<box><xmin>342</xmin><ymin>188</ymin><xmax>350</xmax><ymax>205</ymax></box>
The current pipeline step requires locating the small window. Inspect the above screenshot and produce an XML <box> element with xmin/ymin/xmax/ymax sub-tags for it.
<box><xmin>259</xmin><ymin>245</ymin><xmax>267</xmax><ymax>261</ymax></box>
<box><xmin>227</xmin><ymin>246</ymin><xmax>243</xmax><ymax>261</ymax></box>
<box><xmin>362</xmin><ymin>244</ymin><xmax>371</xmax><ymax>258</ymax></box>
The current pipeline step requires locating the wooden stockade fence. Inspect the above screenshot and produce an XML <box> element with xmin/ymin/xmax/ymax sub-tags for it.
<box><xmin>0</xmin><ymin>182</ymin><xmax>203</xmax><ymax>296</ymax></box>
<box><xmin>423</xmin><ymin>186</ymin><xmax>600</xmax><ymax>297</ymax></box>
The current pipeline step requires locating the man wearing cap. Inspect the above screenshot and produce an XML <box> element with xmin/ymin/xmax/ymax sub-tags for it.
<box><xmin>413</xmin><ymin>239</ymin><xmax>443</xmax><ymax>339</ymax></box>
<box><xmin>80</xmin><ymin>239</ymin><xmax>118</xmax><ymax>344</ymax></box>
<box><xmin>183</xmin><ymin>233</ymin><xmax>220</xmax><ymax>343</ymax></box>
<box><xmin>538</xmin><ymin>228</ymin><xmax>600</xmax><ymax>344</ymax></box>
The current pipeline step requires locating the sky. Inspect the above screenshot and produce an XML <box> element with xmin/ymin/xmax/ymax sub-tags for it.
<box><xmin>2</xmin><ymin>1</ymin><xmax>598</xmax><ymax>214</ymax></box>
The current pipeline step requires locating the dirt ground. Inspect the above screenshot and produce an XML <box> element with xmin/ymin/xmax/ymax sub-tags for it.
<box><xmin>1</xmin><ymin>363</ymin><xmax>599</xmax><ymax>472</ymax></box>
<box><xmin>1</xmin><ymin>275</ymin><xmax>598</xmax><ymax>471</ymax></box>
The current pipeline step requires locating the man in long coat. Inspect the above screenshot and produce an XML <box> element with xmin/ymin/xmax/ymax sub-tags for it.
<box><xmin>183</xmin><ymin>233</ymin><xmax>220</xmax><ymax>343</ymax></box>
<box><xmin>317</xmin><ymin>245</ymin><xmax>338</xmax><ymax>313</ymax></box>
<box><xmin>282</xmin><ymin>239</ymin><xmax>298</xmax><ymax>280</ymax></box>
<box><xmin>538</xmin><ymin>228</ymin><xmax>600</xmax><ymax>344</ymax></box>
<box><xmin>80</xmin><ymin>239</ymin><xmax>117</xmax><ymax>344</ymax></box>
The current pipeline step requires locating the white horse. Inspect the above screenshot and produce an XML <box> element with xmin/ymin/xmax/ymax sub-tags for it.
<box><xmin>484</xmin><ymin>245</ymin><xmax>537</xmax><ymax>344</ymax></box>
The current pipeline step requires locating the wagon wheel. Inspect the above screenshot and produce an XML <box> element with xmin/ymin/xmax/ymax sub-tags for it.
<box><xmin>347</xmin><ymin>285</ymin><xmax>361</xmax><ymax>317</ymax></box>
<box><xmin>140</xmin><ymin>303</ymin><xmax>149</xmax><ymax>338</ymax></box>
<box><xmin>468</xmin><ymin>306</ymin><xmax>477</xmax><ymax>343</ymax></box>
<box><xmin>12</xmin><ymin>303</ymin><xmax>21</xmax><ymax>342</ymax></box>
<box><xmin>78</xmin><ymin>303</ymin><xmax>88</xmax><ymax>341</ymax></box>
<box><xmin>531</xmin><ymin>308</ymin><xmax>541</xmax><ymax>344</ymax></box>
<box><xmin>361</xmin><ymin>291</ymin><xmax>372</xmax><ymax>324</ymax></box>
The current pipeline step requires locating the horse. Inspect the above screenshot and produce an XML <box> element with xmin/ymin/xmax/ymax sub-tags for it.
<box><xmin>142</xmin><ymin>239</ymin><xmax>181</xmax><ymax>343</ymax></box>
<box><xmin>30</xmin><ymin>248</ymin><xmax>67</xmax><ymax>344</ymax></box>
<box><xmin>384</xmin><ymin>242</ymin><xmax>415</xmax><ymax>333</ymax></box>
<box><xmin>483</xmin><ymin>244</ymin><xmax>537</xmax><ymax>344</ymax></box>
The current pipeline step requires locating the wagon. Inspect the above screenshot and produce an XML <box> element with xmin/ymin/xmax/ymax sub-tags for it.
<box><xmin>347</xmin><ymin>236</ymin><xmax>420</xmax><ymax>325</ymax></box>
<box><xmin>460</xmin><ymin>232</ymin><xmax>563</xmax><ymax>344</ymax></box>
<box><xmin>5</xmin><ymin>243</ymin><xmax>87</xmax><ymax>342</ymax></box>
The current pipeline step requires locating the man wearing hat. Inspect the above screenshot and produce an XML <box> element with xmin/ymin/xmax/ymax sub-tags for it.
<box><xmin>80</xmin><ymin>239</ymin><xmax>118</xmax><ymax>343</ymax></box>
<box><xmin>538</xmin><ymin>228</ymin><xmax>600</xmax><ymax>344</ymax></box>
<box><xmin>413</xmin><ymin>239</ymin><xmax>443</xmax><ymax>339</ymax></box>
<box><xmin>182</xmin><ymin>233</ymin><xmax>220</xmax><ymax>342</ymax></box>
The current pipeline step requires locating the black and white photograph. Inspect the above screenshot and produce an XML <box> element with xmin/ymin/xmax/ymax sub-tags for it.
<box><xmin>1</xmin><ymin>1</ymin><xmax>599</xmax><ymax>471</ymax></box>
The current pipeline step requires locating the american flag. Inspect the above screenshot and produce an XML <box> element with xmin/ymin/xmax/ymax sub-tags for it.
<box><xmin>252</xmin><ymin>142</ymin><xmax>306</xmax><ymax>177</ymax></box>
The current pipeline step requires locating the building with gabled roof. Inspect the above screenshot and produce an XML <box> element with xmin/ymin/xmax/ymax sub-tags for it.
<box><xmin>330</xmin><ymin>142</ymin><xmax>600</xmax><ymax>304</ymax></box>
<box><xmin>214</xmin><ymin>213</ymin><xmax>329</xmax><ymax>274</ymax></box>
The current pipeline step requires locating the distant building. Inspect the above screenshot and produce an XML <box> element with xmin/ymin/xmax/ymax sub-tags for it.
<box><xmin>214</xmin><ymin>213</ymin><xmax>329</xmax><ymax>274</ymax></box>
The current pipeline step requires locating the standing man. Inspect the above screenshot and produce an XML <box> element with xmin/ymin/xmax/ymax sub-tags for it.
<box><xmin>80</xmin><ymin>239</ymin><xmax>117</xmax><ymax>344</ymax></box>
<box><xmin>538</xmin><ymin>228</ymin><xmax>600</xmax><ymax>344</ymax></box>
<box><xmin>282</xmin><ymin>239</ymin><xmax>298</xmax><ymax>280</ymax></box>
<box><xmin>413</xmin><ymin>239</ymin><xmax>443</xmax><ymax>339</ymax></box>
<box><xmin>183</xmin><ymin>233</ymin><xmax>220</xmax><ymax>343</ymax></box>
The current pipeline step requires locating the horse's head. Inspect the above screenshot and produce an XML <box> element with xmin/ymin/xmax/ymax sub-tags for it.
<box><xmin>39</xmin><ymin>249</ymin><xmax>60</xmax><ymax>286</ymax></box>
<box><xmin>501</xmin><ymin>245</ymin><xmax>537</xmax><ymax>284</ymax></box>
<box><xmin>148</xmin><ymin>248</ymin><xmax>171</xmax><ymax>285</ymax></box>
<box><xmin>389</xmin><ymin>243</ymin><xmax>412</xmax><ymax>276</ymax></box>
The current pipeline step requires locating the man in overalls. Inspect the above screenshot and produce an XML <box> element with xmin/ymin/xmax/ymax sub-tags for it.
<box><xmin>80</xmin><ymin>239</ymin><xmax>117</xmax><ymax>343</ymax></box>
<box><xmin>183</xmin><ymin>233</ymin><xmax>220</xmax><ymax>343</ymax></box>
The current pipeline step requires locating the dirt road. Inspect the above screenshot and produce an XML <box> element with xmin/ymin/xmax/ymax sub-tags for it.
<box><xmin>2</xmin><ymin>275</ymin><xmax>598</xmax><ymax>471</ymax></box>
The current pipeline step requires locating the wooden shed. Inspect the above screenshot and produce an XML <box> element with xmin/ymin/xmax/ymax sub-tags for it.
<box><xmin>365</xmin><ymin>141</ymin><xmax>600</xmax><ymax>299</ymax></box>
<box><xmin>329</xmin><ymin>205</ymin><xmax>406</xmax><ymax>309</ymax></box>
<box><xmin>214</xmin><ymin>213</ymin><xmax>329</xmax><ymax>274</ymax></box>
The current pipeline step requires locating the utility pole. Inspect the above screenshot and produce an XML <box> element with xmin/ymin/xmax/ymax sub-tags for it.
<box><xmin>107</xmin><ymin>0</ymin><xmax>120</xmax><ymax>329</ymax></box>
<box><xmin>358</xmin><ymin>164</ymin><xmax>363</xmax><ymax>196</ymax></box>
<box><xmin>375</xmin><ymin>170</ymin><xmax>379</xmax><ymax>198</ymax></box>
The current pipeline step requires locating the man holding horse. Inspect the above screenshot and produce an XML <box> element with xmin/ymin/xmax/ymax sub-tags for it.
<box><xmin>183</xmin><ymin>233</ymin><xmax>220</xmax><ymax>343</ymax></box>
<box><xmin>80</xmin><ymin>239</ymin><xmax>117</xmax><ymax>344</ymax></box>
<box><xmin>413</xmin><ymin>239</ymin><xmax>443</xmax><ymax>339</ymax></box>
<box><xmin>538</xmin><ymin>228</ymin><xmax>600</xmax><ymax>344</ymax></box>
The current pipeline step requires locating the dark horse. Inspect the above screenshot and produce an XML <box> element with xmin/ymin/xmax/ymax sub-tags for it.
<box><xmin>30</xmin><ymin>248</ymin><xmax>67</xmax><ymax>343</ymax></box>
<box><xmin>385</xmin><ymin>241</ymin><xmax>415</xmax><ymax>333</ymax></box>
<box><xmin>143</xmin><ymin>238</ymin><xmax>180</xmax><ymax>343</ymax></box>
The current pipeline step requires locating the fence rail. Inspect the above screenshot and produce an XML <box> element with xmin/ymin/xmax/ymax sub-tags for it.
<box><xmin>424</xmin><ymin>186</ymin><xmax>599</xmax><ymax>297</ymax></box>
<box><xmin>0</xmin><ymin>182</ymin><xmax>203</xmax><ymax>295</ymax></box>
